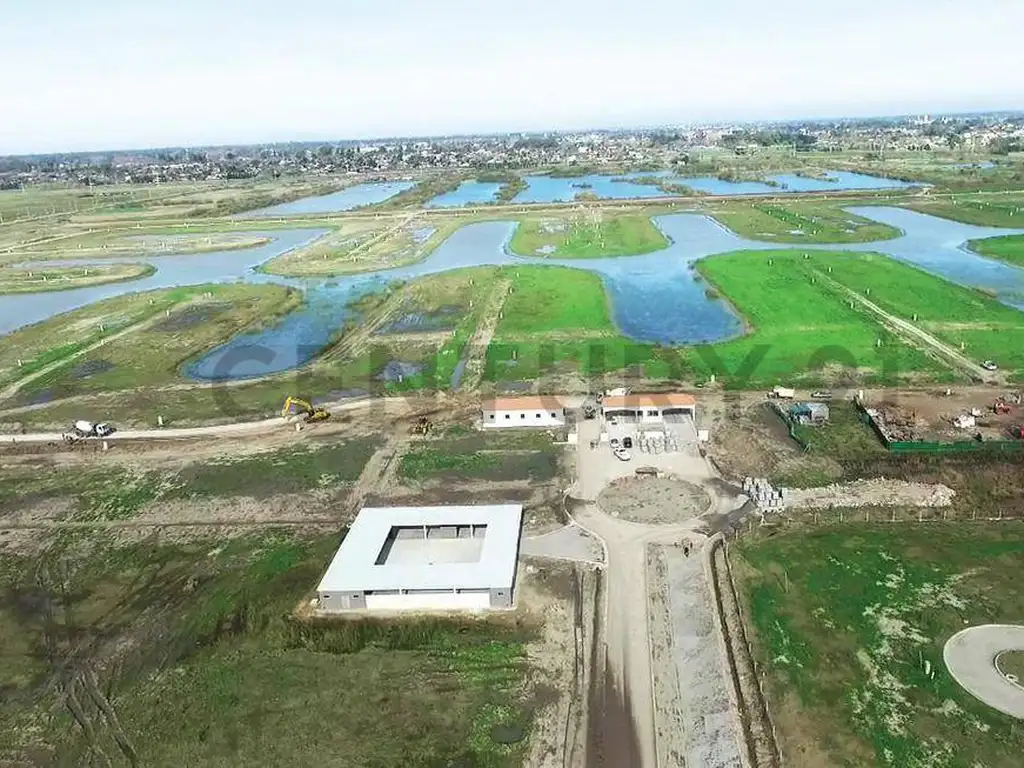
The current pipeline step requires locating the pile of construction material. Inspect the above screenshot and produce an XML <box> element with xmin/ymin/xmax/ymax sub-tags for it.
<box><xmin>742</xmin><ymin>477</ymin><xmax>786</xmax><ymax>511</ymax></box>
<box><xmin>866</xmin><ymin>403</ymin><xmax>924</xmax><ymax>442</ymax></box>
<box><xmin>786</xmin><ymin>479</ymin><xmax>955</xmax><ymax>509</ymax></box>
<box><xmin>638</xmin><ymin>430</ymin><xmax>680</xmax><ymax>454</ymax></box>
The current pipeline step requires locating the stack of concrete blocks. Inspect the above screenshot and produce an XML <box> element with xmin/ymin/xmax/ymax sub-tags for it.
<box><xmin>742</xmin><ymin>477</ymin><xmax>788</xmax><ymax>512</ymax></box>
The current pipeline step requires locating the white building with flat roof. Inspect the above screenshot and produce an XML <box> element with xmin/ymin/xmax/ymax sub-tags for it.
<box><xmin>601</xmin><ymin>392</ymin><xmax>697</xmax><ymax>422</ymax></box>
<box><xmin>316</xmin><ymin>504</ymin><xmax>523</xmax><ymax>612</ymax></box>
<box><xmin>481</xmin><ymin>396</ymin><xmax>565</xmax><ymax>429</ymax></box>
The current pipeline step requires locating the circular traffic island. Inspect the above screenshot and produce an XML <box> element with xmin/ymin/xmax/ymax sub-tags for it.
<box><xmin>597</xmin><ymin>475</ymin><xmax>711</xmax><ymax>524</ymax></box>
<box><xmin>996</xmin><ymin>650</ymin><xmax>1024</xmax><ymax>687</ymax></box>
<box><xmin>944</xmin><ymin>624</ymin><xmax>1024</xmax><ymax>720</ymax></box>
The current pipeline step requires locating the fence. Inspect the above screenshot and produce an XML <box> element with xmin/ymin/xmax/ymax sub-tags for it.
<box><xmin>853</xmin><ymin>399</ymin><xmax>1024</xmax><ymax>456</ymax></box>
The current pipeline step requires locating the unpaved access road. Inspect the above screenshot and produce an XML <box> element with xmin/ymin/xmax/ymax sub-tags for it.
<box><xmin>0</xmin><ymin>394</ymin><xmax>413</xmax><ymax>444</ymax></box>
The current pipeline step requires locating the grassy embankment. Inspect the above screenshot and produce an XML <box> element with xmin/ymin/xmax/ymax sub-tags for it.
<box><xmin>704</xmin><ymin>200</ymin><xmax>901</xmax><ymax>243</ymax></box>
<box><xmin>4</xmin><ymin>284</ymin><xmax>301</xmax><ymax>407</ymax></box>
<box><xmin>800</xmin><ymin>250</ymin><xmax>1024</xmax><ymax>379</ymax></box>
<box><xmin>0</xmin><ymin>529</ymin><xmax>536</xmax><ymax>766</ymax></box>
<box><xmin>967</xmin><ymin>233</ymin><xmax>1024</xmax><ymax>267</ymax></box>
<box><xmin>9</xmin><ymin>232</ymin><xmax>274</xmax><ymax>263</ymax></box>
<box><xmin>0</xmin><ymin>287</ymin><xmax>238</xmax><ymax>390</ymax></box>
<box><xmin>895</xmin><ymin>191</ymin><xmax>1024</xmax><ymax>227</ymax></box>
<box><xmin>734</xmin><ymin>523</ymin><xmax>1024</xmax><ymax>768</ymax></box>
<box><xmin>0</xmin><ymin>263</ymin><xmax>155</xmax><ymax>294</ymax></box>
<box><xmin>258</xmin><ymin>217</ymin><xmax>464</xmax><ymax>277</ymax></box>
<box><xmin>509</xmin><ymin>213</ymin><xmax>669</xmax><ymax>259</ymax></box>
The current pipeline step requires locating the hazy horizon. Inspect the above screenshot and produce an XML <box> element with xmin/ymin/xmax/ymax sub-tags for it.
<box><xmin>4</xmin><ymin>0</ymin><xmax>1023</xmax><ymax>155</ymax></box>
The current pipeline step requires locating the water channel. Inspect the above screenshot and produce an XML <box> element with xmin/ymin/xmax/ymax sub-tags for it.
<box><xmin>1</xmin><ymin>207</ymin><xmax>1022</xmax><ymax>382</ymax></box>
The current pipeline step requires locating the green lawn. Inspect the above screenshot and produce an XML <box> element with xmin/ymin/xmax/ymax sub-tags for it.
<box><xmin>803</xmin><ymin>250</ymin><xmax>1024</xmax><ymax>378</ymax></box>
<box><xmin>495</xmin><ymin>266</ymin><xmax>616</xmax><ymax>336</ymax></box>
<box><xmin>0</xmin><ymin>532</ymin><xmax>538</xmax><ymax>766</ymax></box>
<box><xmin>509</xmin><ymin>213</ymin><xmax>669</xmax><ymax>259</ymax></box>
<box><xmin>967</xmin><ymin>233</ymin><xmax>1024</xmax><ymax>267</ymax></box>
<box><xmin>691</xmin><ymin>250</ymin><xmax>949</xmax><ymax>387</ymax></box>
<box><xmin>707</xmin><ymin>200</ymin><xmax>901</xmax><ymax>244</ymax></box>
<box><xmin>735</xmin><ymin>523</ymin><xmax>1024</xmax><ymax>768</ymax></box>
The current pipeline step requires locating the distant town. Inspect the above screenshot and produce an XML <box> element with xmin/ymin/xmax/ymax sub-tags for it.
<box><xmin>2</xmin><ymin>111</ymin><xmax>1022</xmax><ymax>189</ymax></box>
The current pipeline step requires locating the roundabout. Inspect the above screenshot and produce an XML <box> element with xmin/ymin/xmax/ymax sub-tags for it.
<box><xmin>943</xmin><ymin>624</ymin><xmax>1024</xmax><ymax>720</ymax></box>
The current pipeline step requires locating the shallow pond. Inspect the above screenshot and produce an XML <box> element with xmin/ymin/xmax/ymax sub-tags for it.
<box><xmin>426</xmin><ymin>180</ymin><xmax>502</xmax><ymax>208</ymax></box>
<box><xmin>239</xmin><ymin>181</ymin><xmax>416</xmax><ymax>217</ymax></box>
<box><xmin>2</xmin><ymin>208</ymin><xmax>1024</xmax><ymax>382</ymax></box>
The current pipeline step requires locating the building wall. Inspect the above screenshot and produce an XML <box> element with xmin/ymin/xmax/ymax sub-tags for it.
<box><xmin>482</xmin><ymin>408</ymin><xmax>565</xmax><ymax>428</ymax></box>
<box><xmin>601</xmin><ymin>405</ymin><xmax>695</xmax><ymax>422</ymax></box>
<box><xmin>319</xmin><ymin>588</ymin><xmax>506</xmax><ymax>612</ymax></box>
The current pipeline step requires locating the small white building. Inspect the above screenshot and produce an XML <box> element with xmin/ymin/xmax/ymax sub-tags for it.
<box><xmin>601</xmin><ymin>392</ymin><xmax>697</xmax><ymax>423</ymax></box>
<box><xmin>481</xmin><ymin>396</ymin><xmax>565</xmax><ymax>429</ymax></box>
<box><xmin>317</xmin><ymin>504</ymin><xmax>523</xmax><ymax>613</ymax></box>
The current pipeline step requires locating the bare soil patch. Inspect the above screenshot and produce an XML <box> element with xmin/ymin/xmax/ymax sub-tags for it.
<box><xmin>597</xmin><ymin>476</ymin><xmax>711</xmax><ymax>524</ymax></box>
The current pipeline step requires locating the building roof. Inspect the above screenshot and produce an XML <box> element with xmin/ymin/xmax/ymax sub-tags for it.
<box><xmin>602</xmin><ymin>392</ymin><xmax>696</xmax><ymax>409</ymax></box>
<box><xmin>317</xmin><ymin>505</ymin><xmax>523</xmax><ymax>593</ymax></box>
<box><xmin>482</xmin><ymin>396</ymin><xmax>563</xmax><ymax>411</ymax></box>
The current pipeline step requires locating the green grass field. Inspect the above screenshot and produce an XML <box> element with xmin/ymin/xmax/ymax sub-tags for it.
<box><xmin>692</xmin><ymin>250</ymin><xmax>949</xmax><ymax>387</ymax></box>
<box><xmin>735</xmin><ymin>523</ymin><xmax>1024</xmax><ymax>768</ymax></box>
<box><xmin>802</xmin><ymin>250</ymin><xmax>1024</xmax><ymax>378</ymax></box>
<box><xmin>967</xmin><ymin>233</ymin><xmax>1024</xmax><ymax>267</ymax></box>
<box><xmin>705</xmin><ymin>200</ymin><xmax>901</xmax><ymax>244</ymax></box>
<box><xmin>897</xmin><ymin>192</ymin><xmax>1024</xmax><ymax>227</ymax></box>
<box><xmin>495</xmin><ymin>266</ymin><xmax>616</xmax><ymax>336</ymax></box>
<box><xmin>400</xmin><ymin>431</ymin><xmax>560</xmax><ymax>483</ymax></box>
<box><xmin>509</xmin><ymin>213</ymin><xmax>669</xmax><ymax>259</ymax></box>
<box><xmin>0</xmin><ymin>531</ymin><xmax>538</xmax><ymax>766</ymax></box>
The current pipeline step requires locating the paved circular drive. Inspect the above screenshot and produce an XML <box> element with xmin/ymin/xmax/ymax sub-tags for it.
<box><xmin>943</xmin><ymin>624</ymin><xmax>1024</xmax><ymax>720</ymax></box>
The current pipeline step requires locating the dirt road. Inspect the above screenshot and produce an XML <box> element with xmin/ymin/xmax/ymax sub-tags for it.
<box><xmin>456</xmin><ymin>277</ymin><xmax>511</xmax><ymax>392</ymax></box>
<box><xmin>819</xmin><ymin>272</ymin><xmax>1000</xmax><ymax>384</ymax></box>
<box><xmin>0</xmin><ymin>394</ymin><xmax>394</xmax><ymax>444</ymax></box>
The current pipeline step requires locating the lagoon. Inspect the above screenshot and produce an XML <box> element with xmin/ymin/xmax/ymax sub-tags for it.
<box><xmin>239</xmin><ymin>181</ymin><xmax>416</xmax><ymax>217</ymax></box>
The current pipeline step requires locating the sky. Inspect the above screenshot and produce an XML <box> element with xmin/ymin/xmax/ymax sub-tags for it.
<box><xmin>3</xmin><ymin>0</ymin><xmax>1023</xmax><ymax>154</ymax></box>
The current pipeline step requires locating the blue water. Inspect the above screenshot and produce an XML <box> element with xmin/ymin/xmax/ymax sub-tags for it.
<box><xmin>4</xmin><ymin>206</ymin><xmax>1024</xmax><ymax>382</ymax></box>
<box><xmin>512</xmin><ymin>172</ymin><xmax>675</xmax><ymax>203</ymax></box>
<box><xmin>239</xmin><ymin>181</ymin><xmax>416</xmax><ymax>217</ymax></box>
<box><xmin>674</xmin><ymin>171</ymin><xmax>919</xmax><ymax>196</ymax></box>
<box><xmin>426</xmin><ymin>180</ymin><xmax>503</xmax><ymax>207</ymax></box>
<box><xmin>509</xmin><ymin>170</ymin><xmax>917</xmax><ymax>202</ymax></box>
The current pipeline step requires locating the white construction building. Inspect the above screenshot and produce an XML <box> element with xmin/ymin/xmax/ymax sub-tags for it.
<box><xmin>601</xmin><ymin>392</ymin><xmax>697</xmax><ymax>422</ymax></box>
<box><xmin>481</xmin><ymin>395</ymin><xmax>565</xmax><ymax>429</ymax></box>
<box><xmin>316</xmin><ymin>504</ymin><xmax>523</xmax><ymax>612</ymax></box>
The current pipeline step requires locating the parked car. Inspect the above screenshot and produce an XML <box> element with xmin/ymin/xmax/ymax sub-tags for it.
<box><xmin>613</xmin><ymin>447</ymin><xmax>632</xmax><ymax>462</ymax></box>
<box><xmin>610</xmin><ymin>437</ymin><xmax>621</xmax><ymax>448</ymax></box>
<box><xmin>982</xmin><ymin>360</ymin><xmax>999</xmax><ymax>371</ymax></box>
<box><xmin>810</xmin><ymin>391</ymin><xmax>833</xmax><ymax>400</ymax></box>
<box><xmin>622</xmin><ymin>436</ymin><xmax>633</xmax><ymax>449</ymax></box>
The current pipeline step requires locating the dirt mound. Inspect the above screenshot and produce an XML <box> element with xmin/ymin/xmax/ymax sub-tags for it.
<box><xmin>786</xmin><ymin>478</ymin><xmax>955</xmax><ymax>509</ymax></box>
<box><xmin>598</xmin><ymin>476</ymin><xmax>711</xmax><ymax>524</ymax></box>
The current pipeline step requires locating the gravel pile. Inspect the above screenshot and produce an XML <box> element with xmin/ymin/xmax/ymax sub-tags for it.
<box><xmin>786</xmin><ymin>478</ymin><xmax>955</xmax><ymax>509</ymax></box>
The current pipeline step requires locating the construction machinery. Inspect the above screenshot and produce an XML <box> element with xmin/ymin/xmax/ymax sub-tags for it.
<box><xmin>411</xmin><ymin>416</ymin><xmax>433</xmax><ymax>436</ymax></box>
<box><xmin>1008</xmin><ymin>425</ymin><xmax>1024</xmax><ymax>440</ymax></box>
<box><xmin>993</xmin><ymin>400</ymin><xmax>1012</xmax><ymax>415</ymax></box>
<box><xmin>281</xmin><ymin>396</ymin><xmax>330</xmax><ymax>423</ymax></box>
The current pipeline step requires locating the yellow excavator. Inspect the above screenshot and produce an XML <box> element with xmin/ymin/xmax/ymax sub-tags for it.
<box><xmin>282</xmin><ymin>396</ymin><xmax>330</xmax><ymax>423</ymax></box>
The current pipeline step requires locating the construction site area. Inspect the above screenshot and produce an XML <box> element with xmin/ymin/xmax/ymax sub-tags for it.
<box><xmin>860</xmin><ymin>388</ymin><xmax>1024</xmax><ymax>445</ymax></box>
